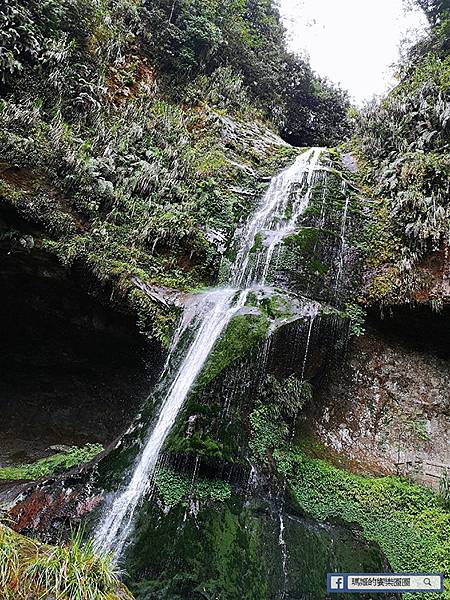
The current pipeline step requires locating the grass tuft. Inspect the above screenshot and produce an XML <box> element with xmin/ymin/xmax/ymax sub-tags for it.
<box><xmin>0</xmin><ymin>524</ymin><xmax>133</xmax><ymax>599</ymax></box>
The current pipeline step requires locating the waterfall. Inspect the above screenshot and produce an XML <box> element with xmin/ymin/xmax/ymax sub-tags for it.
<box><xmin>279</xmin><ymin>512</ymin><xmax>288</xmax><ymax>598</ymax></box>
<box><xmin>94</xmin><ymin>288</ymin><xmax>248</xmax><ymax>556</ymax></box>
<box><xmin>334</xmin><ymin>180</ymin><xmax>350</xmax><ymax>295</ymax></box>
<box><xmin>94</xmin><ymin>148</ymin><xmax>325</xmax><ymax>558</ymax></box>
<box><xmin>231</xmin><ymin>147</ymin><xmax>324</xmax><ymax>287</ymax></box>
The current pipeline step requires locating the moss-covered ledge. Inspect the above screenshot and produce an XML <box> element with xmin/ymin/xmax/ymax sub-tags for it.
<box><xmin>0</xmin><ymin>88</ymin><xmax>297</xmax><ymax>346</ymax></box>
<box><xmin>162</xmin><ymin>289</ymin><xmax>328</xmax><ymax>461</ymax></box>
<box><xmin>0</xmin><ymin>444</ymin><xmax>103</xmax><ymax>482</ymax></box>
<box><xmin>274</xmin><ymin>449</ymin><xmax>450</xmax><ymax>600</ymax></box>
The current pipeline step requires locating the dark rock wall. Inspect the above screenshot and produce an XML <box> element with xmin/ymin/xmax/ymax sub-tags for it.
<box><xmin>0</xmin><ymin>243</ymin><xmax>163</xmax><ymax>467</ymax></box>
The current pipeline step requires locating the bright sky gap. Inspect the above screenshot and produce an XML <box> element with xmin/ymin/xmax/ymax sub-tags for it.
<box><xmin>278</xmin><ymin>0</ymin><xmax>429</xmax><ymax>104</ymax></box>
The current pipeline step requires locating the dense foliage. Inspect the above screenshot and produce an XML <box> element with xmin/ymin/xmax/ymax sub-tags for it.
<box><xmin>275</xmin><ymin>450</ymin><xmax>450</xmax><ymax>600</ymax></box>
<box><xmin>0</xmin><ymin>0</ymin><xmax>350</xmax><ymax>344</ymax></box>
<box><xmin>0</xmin><ymin>0</ymin><xmax>350</xmax><ymax>144</ymax></box>
<box><xmin>154</xmin><ymin>466</ymin><xmax>231</xmax><ymax>508</ymax></box>
<box><xmin>133</xmin><ymin>0</ymin><xmax>350</xmax><ymax>145</ymax></box>
<box><xmin>0</xmin><ymin>0</ymin><xmax>302</xmax><ymax>343</ymax></box>
<box><xmin>356</xmin><ymin>3</ymin><xmax>449</xmax><ymax>303</ymax></box>
<box><xmin>0</xmin><ymin>1</ymin><xmax>351</xmax><ymax>345</ymax></box>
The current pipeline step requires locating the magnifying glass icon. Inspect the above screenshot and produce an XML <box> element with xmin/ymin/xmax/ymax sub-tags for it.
<box><xmin>423</xmin><ymin>578</ymin><xmax>432</xmax><ymax>587</ymax></box>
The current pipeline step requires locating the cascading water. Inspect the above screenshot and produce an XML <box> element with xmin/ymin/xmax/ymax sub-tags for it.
<box><xmin>334</xmin><ymin>181</ymin><xmax>350</xmax><ymax>295</ymax></box>
<box><xmin>230</xmin><ymin>147</ymin><xmax>324</xmax><ymax>287</ymax></box>
<box><xmin>94</xmin><ymin>147</ymin><xmax>326</xmax><ymax>558</ymax></box>
<box><xmin>94</xmin><ymin>288</ymin><xmax>248</xmax><ymax>556</ymax></box>
<box><xmin>279</xmin><ymin>512</ymin><xmax>288</xmax><ymax>598</ymax></box>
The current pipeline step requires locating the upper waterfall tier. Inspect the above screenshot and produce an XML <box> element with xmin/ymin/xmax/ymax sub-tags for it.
<box><xmin>229</xmin><ymin>148</ymin><xmax>325</xmax><ymax>288</ymax></box>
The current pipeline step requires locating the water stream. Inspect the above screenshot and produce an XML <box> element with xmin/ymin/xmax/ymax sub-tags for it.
<box><xmin>94</xmin><ymin>288</ymin><xmax>248</xmax><ymax>555</ymax></box>
<box><xmin>334</xmin><ymin>181</ymin><xmax>350</xmax><ymax>295</ymax></box>
<box><xmin>94</xmin><ymin>147</ymin><xmax>326</xmax><ymax>558</ymax></box>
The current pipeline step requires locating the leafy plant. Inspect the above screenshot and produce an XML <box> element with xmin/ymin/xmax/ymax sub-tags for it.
<box><xmin>355</xmin><ymin>12</ymin><xmax>450</xmax><ymax>304</ymax></box>
<box><xmin>154</xmin><ymin>466</ymin><xmax>231</xmax><ymax>508</ymax></box>
<box><xmin>344</xmin><ymin>302</ymin><xmax>366</xmax><ymax>337</ymax></box>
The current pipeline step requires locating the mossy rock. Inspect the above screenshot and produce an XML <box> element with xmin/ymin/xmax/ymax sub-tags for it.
<box><xmin>195</xmin><ymin>312</ymin><xmax>270</xmax><ymax>392</ymax></box>
<box><xmin>124</xmin><ymin>486</ymin><xmax>387</xmax><ymax>600</ymax></box>
<box><xmin>275</xmin><ymin>450</ymin><xmax>450</xmax><ymax>600</ymax></box>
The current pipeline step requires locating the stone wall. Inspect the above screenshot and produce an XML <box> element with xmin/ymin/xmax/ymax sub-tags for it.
<box><xmin>305</xmin><ymin>315</ymin><xmax>450</xmax><ymax>489</ymax></box>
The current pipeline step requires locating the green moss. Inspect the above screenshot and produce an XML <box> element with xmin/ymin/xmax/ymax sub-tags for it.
<box><xmin>249</xmin><ymin>405</ymin><xmax>287</xmax><ymax>461</ymax></box>
<box><xmin>165</xmin><ymin>316</ymin><xmax>320</xmax><ymax>468</ymax></box>
<box><xmin>249</xmin><ymin>376</ymin><xmax>312</xmax><ymax>463</ymax></box>
<box><xmin>364</xmin><ymin>199</ymin><xmax>402</xmax><ymax>268</ymax></box>
<box><xmin>283</xmin><ymin>227</ymin><xmax>319</xmax><ymax>252</ymax></box>
<box><xmin>163</xmin><ymin>369</ymin><xmax>249</xmax><ymax>463</ymax></box>
<box><xmin>128</xmin><ymin>498</ymin><xmax>286</xmax><ymax>599</ymax></box>
<box><xmin>166</xmin><ymin>432</ymin><xmax>231</xmax><ymax>462</ymax></box>
<box><xmin>277</xmin><ymin>164</ymin><xmax>363</xmax><ymax>302</ymax></box>
<box><xmin>194</xmin><ymin>148</ymin><xmax>227</xmax><ymax>176</ymax></box>
<box><xmin>307</xmin><ymin>258</ymin><xmax>329</xmax><ymax>275</ymax></box>
<box><xmin>274</xmin><ymin>449</ymin><xmax>450</xmax><ymax>600</ymax></box>
<box><xmin>128</xmin><ymin>467</ymin><xmax>387</xmax><ymax>600</ymax></box>
<box><xmin>259</xmin><ymin>294</ymin><xmax>291</xmax><ymax>320</ymax></box>
<box><xmin>366</xmin><ymin>265</ymin><xmax>405</xmax><ymax>305</ymax></box>
<box><xmin>249</xmin><ymin>232</ymin><xmax>263</xmax><ymax>253</ymax></box>
<box><xmin>245</xmin><ymin>291</ymin><xmax>258</xmax><ymax>307</ymax></box>
<box><xmin>195</xmin><ymin>313</ymin><xmax>269</xmax><ymax>390</ymax></box>
<box><xmin>0</xmin><ymin>444</ymin><xmax>103</xmax><ymax>481</ymax></box>
<box><xmin>154</xmin><ymin>466</ymin><xmax>231</xmax><ymax>508</ymax></box>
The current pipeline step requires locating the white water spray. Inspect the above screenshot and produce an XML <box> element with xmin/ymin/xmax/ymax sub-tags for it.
<box><xmin>94</xmin><ymin>148</ymin><xmax>326</xmax><ymax>558</ymax></box>
<box><xmin>334</xmin><ymin>181</ymin><xmax>350</xmax><ymax>295</ymax></box>
<box><xmin>94</xmin><ymin>288</ymin><xmax>248</xmax><ymax>556</ymax></box>
<box><xmin>279</xmin><ymin>512</ymin><xmax>289</xmax><ymax>598</ymax></box>
<box><xmin>231</xmin><ymin>147</ymin><xmax>324</xmax><ymax>287</ymax></box>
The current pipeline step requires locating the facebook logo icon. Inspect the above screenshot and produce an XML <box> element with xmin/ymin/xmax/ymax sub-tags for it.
<box><xmin>327</xmin><ymin>573</ymin><xmax>444</xmax><ymax>593</ymax></box>
<box><xmin>329</xmin><ymin>576</ymin><xmax>345</xmax><ymax>591</ymax></box>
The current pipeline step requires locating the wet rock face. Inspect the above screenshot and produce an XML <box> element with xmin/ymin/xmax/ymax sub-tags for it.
<box><xmin>307</xmin><ymin>319</ymin><xmax>450</xmax><ymax>488</ymax></box>
<box><xmin>0</xmin><ymin>244</ymin><xmax>162</xmax><ymax>467</ymax></box>
<box><xmin>7</xmin><ymin>481</ymin><xmax>102</xmax><ymax>540</ymax></box>
<box><xmin>123</xmin><ymin>486</ymin><xmax>388</xmax><ymax>600</ymax></box>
